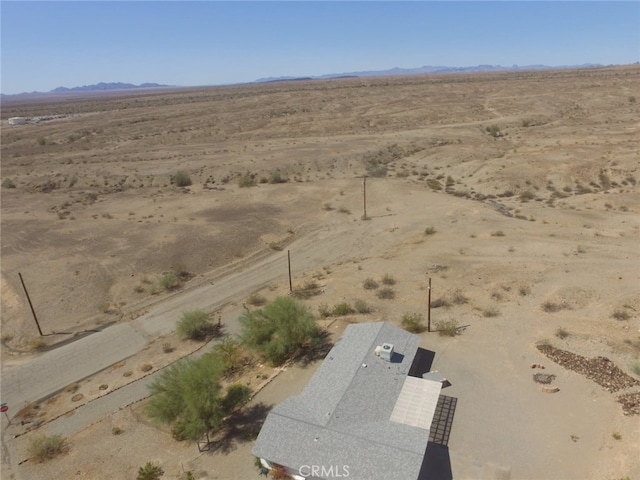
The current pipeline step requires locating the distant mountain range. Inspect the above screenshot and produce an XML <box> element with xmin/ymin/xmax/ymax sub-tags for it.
<box><xmin>1</xmin><ymin>82</ymin><xmax>172</xmax><ymax>97</ymax></box>
<box><xmin>255</xmin><ymin>63</ymin><xmax>603</xmax><ymax>83</ymax></box>
<box><xmin>2</xmin><ymin>63</ymin><xmax>609</xmax><ymax>96</ymax></box>
<box><xmin>50</xmin><ymin>82</ymin><xmax>170</xmax><ymax>93</ymax></box>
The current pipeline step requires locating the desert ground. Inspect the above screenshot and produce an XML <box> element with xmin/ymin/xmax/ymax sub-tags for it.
<box><xmin>1</xmin><ymin>65</ymin><xmax>639</xmax><ymax>479</ymax></box>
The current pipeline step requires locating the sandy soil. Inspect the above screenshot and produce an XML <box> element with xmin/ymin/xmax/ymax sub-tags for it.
<box><xmin>2</xmin><ymin>66</ymin><xmax>640</xmax><ymax>479</ymax></box>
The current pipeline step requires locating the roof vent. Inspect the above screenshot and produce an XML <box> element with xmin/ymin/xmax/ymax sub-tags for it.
<box><xmin>380</xmin><ymin>343</ymin><xmax>394</xmax><ymax>362</ymax></box>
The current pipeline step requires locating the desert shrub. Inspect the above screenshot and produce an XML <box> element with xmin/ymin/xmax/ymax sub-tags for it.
<box><xmin>318</xmin><ymin>303</ymin><xmax>330</xmax><ymax>318</ymax></box>
<box><xmin>426</xmin><ymin>179</ymin><xmax>442</xmax><ymax>190</ymax></box>
<box><xmin>209</xmin><ymin>337</ymin><xmax>246</xmax><ymax>376</ymax></box>
<box><xmin>381</xmin><ymin>274</ymin><xmax>396</xmax><ymax>286</ymax></box>
<box><xmin>146</xmin><ymin>355</ymin><xmax>249</xmax><ymax>441</ymax></box>
<box><xmin>483</xmin><ymin>306</ymin><xmax>500</xmax><ymax>318</ymax></box>
<box><xmin>612</xmin><ymin>432</ymin><xmax>622</xmax><ymax>440</ymax></box>
<box><xmin>424</xmin><ymin>226</ymin><xmax>437</xmax><ymax>235</ymax></box>
<box><xmin>401</xmin><ymin>313</ymin><xmax>426</xmax><ymax>333</ymax></box>
<box><xmin>354</xmin><ymin>299</ymin><xmax>372</xmax><ymax>314</ymax></box>
<box><xmin>246</xmin><ymin>292</ymin><xmax>267</xmax><ymax>306</ymax></box>
<box><xmin>486</xmin><ymin>124</ymin><xmax>501</xmax><ymax>137</ymax></box>
<box><xmin>240</xmin><ymin>296</ymin><xmax>322</xmax><ymax>366</ymax></box>
<box><xmin>541</xmin><ymin>301</ymin><xmax>568</xmax><ymax>313</ymax></box>
<box><xmin>28</xmin><ymin>434</ymin><xmax>68</xmax><ymax>462</ymax></box>
<box><xmin>331</xmin><ymin>302</ymin><xmax>355</xmax><ymax>316</ymax></box>
<box><xmin>518</xmin><ymin>285</ymin><xmax>531</xmax><ymax>296</ymax></box>
<box><xmin>555</xmin><ymin>327</ymin><xmax>569</xmax><ymax>339</ymax></box>
<box><xmin>377</xmin><ymin>287</ymin><xmax>395</xmax><ymax>300</ymax></box>
<box><xmin>176</xmin><ymin>309</ymin><xmax>215</xmax><ymax>340</ymax></box>
<box><xmin>137</xmin><ymin>462</ymin><xmax>164</xmax><ymax>480</ymax></box>
<box><xmin>173</xmin><ymin>171</ymin><xmax>191</xmax><ymax>187</ymax></box>
<box><xmin>162</xmin><ymin>342</ymin><xmax>174</xmax><ymax>353</ymax></box>
<box><xmin>268</xmin><ymin>170</ymin><xmax>286</xmax><ymax>184</ymax></box>
<box><xmin>612</xmin><ymin>309</ymin><xmax>631</xmax><ymax>321</ymax></box>
<box><xmin>112</xmin><ymin>426</ymin><xmax>123</xmax><ymax>435</ymax></box>
<box><xmin>451</xmin><ymin>290</ymin><xmax>469</xmax><ymax>305</ymax></box>
<box><xmin>630</xmin><ymin>362</ymin><xmax>640</xmax><ymax>376</ymax></box>
<box><xmin>430</xmin><ymin>297</ymin><xmax>451</xmax><ymax>308</ymax></box>
<box><xmin>435</xmin><ymin>319</ymin><xmax>459</xmax><ymax>337</ymax></box>
<box><xmin>291</xmin><ymin>280</ymin><xmax>322</xmax><ymax>299</ymax></box>
<box><xmin>238</xmin><ymin>172</ymin><xmax>256</xmax><ymax>188</ymax></box>
<box><xmin>337</xmin><ymin>207</ymin><xmax>351</xmax><ymax>214</ymax></box>
<box><xmin>2</xmin><ymin>178</ymin><xmax>16</xmax><ymax>189</ymax></box>
<box><xmin>366</xmin><ymin>160</ymin><xmax>388</xmax><ymax>177</ymax></box>
<box><xmin>159</xmin><ymin>272</ymin><xmax>179</xmax><ymax>291</ymax></box>
<box><xmin>363</xmin><ymin>278</ymin><xmax>379</xmax><ymax>290</ymax></box>
<box><xmin>491</xmin><ymin>230</ymin><xmax>505</xmax><ymax>237</ymax></box>
<box><xmin>519</xmin><ymin>190</ymin><xmax>536</xmax><ymax>202</ymax></box>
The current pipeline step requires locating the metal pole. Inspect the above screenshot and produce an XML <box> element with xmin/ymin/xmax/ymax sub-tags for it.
<box><xmin>363</xmin><ymin>175</ymin><xmax>367</xmax><ymax>219</ymax></box>
<box><xmin>288</xmin><ymin>250</ymin><xmax>293</xmax><ymax>293</ymax></box>
<box><xmin>18</xmin><ymin>272</ymin><xmax>44</xmax><ymax>336</ymax></box>
<box><xmin>427</xmin><ymin>277</ymin><xmax>432</xmax><ymax>333</ymax></box>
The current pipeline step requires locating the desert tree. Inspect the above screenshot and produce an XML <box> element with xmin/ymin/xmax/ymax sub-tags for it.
<box><xmin>240</xmin><ymin>296</ymin><xmax>323</xmax><ymax>366</ymax></box>
<box><xmin>146</xmin><ymin>355</ymin><xmax>250</xmax><ymax>441</ymax></box>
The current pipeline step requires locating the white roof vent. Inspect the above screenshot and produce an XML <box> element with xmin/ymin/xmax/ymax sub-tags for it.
<box><xmin>380</xmin><ymin>343</ymin><xmax>394</xmax><ymax>362</ymax></box>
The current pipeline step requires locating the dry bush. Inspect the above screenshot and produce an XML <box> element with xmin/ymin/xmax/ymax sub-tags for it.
<box><xmin>363</xmin><ymin>278</ymin><xmax>379</xmax><ymax>290</ymax></box>
<box><xmin>28</xmin><ymin>434</ymin><xmax>69</xmax><ymax>462</ymax></box>
<box><xmin>377</xmin><ymin>287</ymin><xmax>395</xmax><ymax>300</ymax></box>
<box><xmin>435</xmin><ymin>319</ymin><xmax>460</xmax><ymax>337</ymax></box>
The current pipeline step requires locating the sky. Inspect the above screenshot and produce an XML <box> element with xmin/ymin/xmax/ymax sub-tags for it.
<box><xmin>1</xmin><ymin>1</ymin><xmax>639</xmax><ymax>95</ymax></box>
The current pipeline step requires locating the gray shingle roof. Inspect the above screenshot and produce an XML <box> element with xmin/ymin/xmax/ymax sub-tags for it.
<box><xmin>252</xmin><ymin>321</ymin><xmax>441</xmax><ymax>480</ymax></box>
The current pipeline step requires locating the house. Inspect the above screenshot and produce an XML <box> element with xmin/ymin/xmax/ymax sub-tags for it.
<box><xmin>252</xmin><ymin>321</ymin><xmax>449</xmax><ymax>480</ymax></box>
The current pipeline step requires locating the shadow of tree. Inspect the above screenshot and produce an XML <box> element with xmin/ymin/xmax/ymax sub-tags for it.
<box><xmin>296</xmin><ymin>329</ymin><xmax>333</xmax><ymax>368</ymax></box>
<box><xmin>200</xmin><ymin>402</ymin><xmax>273</xmax><ymax>454</ymax></box>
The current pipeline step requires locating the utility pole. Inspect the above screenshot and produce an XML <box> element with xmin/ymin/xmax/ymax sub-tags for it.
<box><xmin>427</xmin><ymin>277</ymin><xmax>432</xmax><ymax>333</ymax></box>
<box><xmin>18</xmin><ymin>272</ymin><xmax>44</xmax><ymax>336</ymax></box>
<box><xmin>362</xmin><ymin>175</ymin><xmax>368</xmax><ymax>220</ymax></box>
<box><xmin>287</xmin><ymin>250</ymin><xmax>293</xmax><ymax>293</ymax></box>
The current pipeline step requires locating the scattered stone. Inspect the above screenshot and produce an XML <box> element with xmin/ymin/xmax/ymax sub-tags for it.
<box><xmin>536</xmin><ymin>344</ymin><xmax>640</xmax><ymax>393</ymax></box>
<box><xmin>617</xmin><ymin>391</ymin><xmax>640</xmax><ymax>416</ymax></box>
<box><xmin>533</xmin><ymin>373</ymin><xmax>556</xmax><ymax>384</ymax></box>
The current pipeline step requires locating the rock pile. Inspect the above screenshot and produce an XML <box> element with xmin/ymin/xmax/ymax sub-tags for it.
<box><xmin>617</xmin><ymin>392</ymin><xmax>640</xmax><ymax>416</ymax></box>
<box><xmin>536</xmin><ymin>344</ymin><xmax>640</xmax><ymax>393</ymax></box>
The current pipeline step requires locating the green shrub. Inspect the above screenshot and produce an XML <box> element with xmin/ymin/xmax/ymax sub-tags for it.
<box><xmin>137</xmin><ymin>462</ymin><xmax>164</xmax><ymax>480</ymax></box>
<box><xmin>238</xmin><ymin>172</ymin><xmax>256</xmax><ymax>188</ymax></box>
<box><xmin>209</xmin><ymin>338</ymin><xmax>246</xmax><ymax>376</ymax></box>
<box><xmin>401</xmin><ymin>313</ymin><xmax>426</xmax><ymax>333</ymax></box>
<box><xmin>354</xmin><ymin>299</ymin><xmax>372</xmax><ymax>314</ymax></box>
<box><xmin>159</xmin><ymin>272</ymin><xmax>179</xmax><ymax>291</ymax></box>
<box><xmin>173</xmin><ymin>171</ymin><xmax>192</xmax><ymax>187</ymax></box>
<box><xmin>268</xmin><ymin>170</ymin><xmax>286</xmax><ymax>184</ymax></box>
<box><xmin>424</xmin><ymin>226</ymin><xmax>437</xmax><ymax>235</ymax></box>
<box><xmin>331</xmin><ymin>302</ymin><xmax>355</xmax><ymax>316</ymax></box>
<box><xmin>435</xmin><ymin>319</ymin><xmax>459</xmax><ymax>337</ymax></box>
<box><xmin>486</xmin><ymin>124</ymin><xmax>501</xmax><ymax>137</ymax></box>
<box><xmin>2</xmin><ymin>178</ymin><xmax>16</xmax><ymax>189</ymax></box>
<box><xmin>28</xmin><ymin>434</ymin><xmax>69</xmax><ymax>462</ymax></box>
<box><xmin>240</xmin><ymin>297</ymin><xmax>322</xmax><ymax>366</ymax></box>
<box><xmin>630</xmin><ymin>362</ymin><xmax>640</xmax><ymax>376</ymax></box>
<box><xmin>146</xmin><ymin>355</ymin><xmax>248</xmax><ymax>441</ymax></box>
<box><xmin>176</xmin><ymin>310</ymin><xmax>215</xmax><ymax>340</ymax></box>
<box><xmin>363</xmin><ymin>278</ymin><xmax>379</xmax><ymax>290</ymax></box>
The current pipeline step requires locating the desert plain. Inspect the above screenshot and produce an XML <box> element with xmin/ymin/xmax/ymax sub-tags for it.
<box><xmin>1</xmin><ymin>65</ymin><xmax>639</xmax><ymax>479</ymax></box>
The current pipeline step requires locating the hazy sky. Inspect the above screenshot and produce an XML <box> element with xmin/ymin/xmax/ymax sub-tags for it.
<box><xmin>1</xmin><ymin>1</ymin><xmax>638</xmax><ymax>94</ymax></box>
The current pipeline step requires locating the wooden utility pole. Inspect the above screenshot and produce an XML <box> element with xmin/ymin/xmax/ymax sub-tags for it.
<box><xmin>18</xmin><ymin>272</ymin><xmax>44</xmax><ymax>336</ymax></box>
<box><xmin>287</xmin><ymin>250</ymin><xmax>293</xmax><ymax>293</ymax></box>
<box><xmin>427</xmin><ymin>277</ymin><xmax>432</xmax><ymax>333</ymax></box>
<box><xmin>362</xmin><ymin>175</ymin><xmax>368</xmax><ymax>220</ymax></box>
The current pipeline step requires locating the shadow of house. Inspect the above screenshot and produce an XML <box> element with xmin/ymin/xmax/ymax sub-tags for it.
<box><xmin>252</xmin><ymin>322</ymin><xmax>456</xmax><ymax>480</ymax></box>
